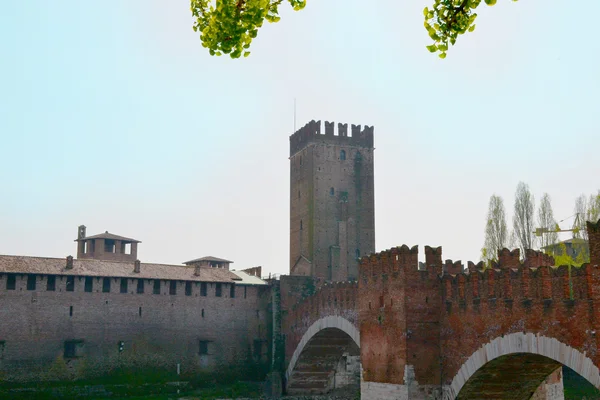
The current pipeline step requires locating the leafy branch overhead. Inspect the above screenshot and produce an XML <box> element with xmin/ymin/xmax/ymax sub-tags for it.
<box><xmin>190</xmin><ymin>0</ymin><xmax>516</xmax><ymax>59</ymax></box>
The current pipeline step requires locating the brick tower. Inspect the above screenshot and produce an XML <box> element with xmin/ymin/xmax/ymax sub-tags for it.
<box><xmin>289</xmin><ymin>120</ymin><xmax>375</xmax><ymax>281</ymax></box>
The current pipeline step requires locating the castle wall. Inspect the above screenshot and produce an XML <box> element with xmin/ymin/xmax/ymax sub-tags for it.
<box><xmin>0</xmin><ymin>272</ymin><xmax>271</xmax><ymax>382</ymax></box>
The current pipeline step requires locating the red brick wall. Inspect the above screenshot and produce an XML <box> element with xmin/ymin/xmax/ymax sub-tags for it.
<box><xmin>281</xmin><ymin>275</ymin><xmax>357</xmax><ymax>367</ymax></box>
<box><xmin>588</xmin><ymin>219</ymin><xmax>600</xmax><ymax>267</ymax></box>
<box><xmin>358</xmin><ymin>244</ymin><xmax>600</xmax><ymax>389</ymax></box>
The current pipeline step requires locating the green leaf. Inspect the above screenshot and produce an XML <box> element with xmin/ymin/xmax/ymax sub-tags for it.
<box><xmin>426</xmin><ymin>44</ymin><xmax>438</xmax><ymax>52</ymax></box>
<box><xmin>439</xmin><ymin>52</ymin><xmax>447</xmax><ymax>59</ymax></box>
<box><xmin>468</xmin><ymin>24</ymin><xmax>476</xmax><ymax>32</ymax></box>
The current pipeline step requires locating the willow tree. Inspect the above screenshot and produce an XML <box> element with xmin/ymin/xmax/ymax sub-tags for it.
<box><xmin>190</xmin><ymin>0</ymin><xmax>516</xmax><ymax>59</ymax></box>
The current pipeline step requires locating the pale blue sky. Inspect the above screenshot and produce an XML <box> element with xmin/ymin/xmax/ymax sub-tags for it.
<box><xmin>1</xmin><ymin>1</ymin><xmax>598</xmax><ymax>274</ymax></box>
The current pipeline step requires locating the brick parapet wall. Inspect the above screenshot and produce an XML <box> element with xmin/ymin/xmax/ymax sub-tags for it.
<box><xmin>359</xmin><ymin>242</ymin><xmax>600</xmax><ymax>390</ymax></box>
<box><xmin>282</xmin><ymin>277</ymin><xmax>358</xmax><ymax>372</ymax></box>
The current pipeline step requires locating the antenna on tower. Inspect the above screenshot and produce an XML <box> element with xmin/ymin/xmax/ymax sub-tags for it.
<box><xmin>293</xmin><ymin>98</ymin><xmax>296</xmax><ymax>133</ymax></box>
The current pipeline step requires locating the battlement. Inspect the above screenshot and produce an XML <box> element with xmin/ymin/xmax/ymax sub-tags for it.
<box><xmin>441</xmin><ymin>263</ymin><xmax>598</xmax><ymax>307</ymax></box>
<box><xmin>291</xmin><ymin>280</ymin><xmax>358</xmax><ymax>317</ymax></box>
<box><xmin>289</xmin><ymin>120</ymin><xmax>374</xmax><ymax>157</ymax></box>
<box><xmin>359</xmin><ymin>245</ymin><xmax>560</xmax><ymax>282</ymax></box>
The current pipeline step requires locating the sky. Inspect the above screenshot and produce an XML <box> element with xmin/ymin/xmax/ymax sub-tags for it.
<box><xmin>0</xmin><ymin>0</ymin><xmax>598</xmax><ymax>276</ymax></box>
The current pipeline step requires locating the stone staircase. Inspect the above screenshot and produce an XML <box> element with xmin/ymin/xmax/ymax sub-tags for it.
<box><xmin>286</xmin><ymin>330</ymin><xmax>359</xmax><ymax>395</ymax></box>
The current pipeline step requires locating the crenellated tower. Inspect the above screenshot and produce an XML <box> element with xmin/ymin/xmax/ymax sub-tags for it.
<box><xmin>289</xmin><ymin>120</ymin><xmax>375</xmax><ymax>281</ymax></box>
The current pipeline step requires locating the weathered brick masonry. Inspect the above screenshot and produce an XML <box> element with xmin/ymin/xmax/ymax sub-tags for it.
<box><xmin>356</xmin><ymin>219</ymin><xmax>600</xmax><ymax>399</ymax></box>
<box><xmin>289</xmin><ymin>120</ymin><xmax>375</xmax><ymax>281</ymax></box>
<box><xmin>0</xmin><ymin>255</ymin><xmax>271</xmax><ymax>382</ymax></box>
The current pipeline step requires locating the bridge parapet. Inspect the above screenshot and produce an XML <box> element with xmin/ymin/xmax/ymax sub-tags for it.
<box><xmin>442</xmin><ymin>263</ymin><xmax>595</xmax><ymax>305</ymax></box>
<box><xmin>281</xmin><ymin>277</ymin><xmax>359</xmax><ymax>376</ymax></box>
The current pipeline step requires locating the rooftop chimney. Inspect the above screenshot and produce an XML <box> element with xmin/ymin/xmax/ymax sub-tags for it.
<box><xmin>134</xmin><ymin>259</ymin><xmax>141</xmax><ymax>273</ymax></box>
<box><xmin>66</xmin><ymin>255</ymin><xmax>74</xmax><ymax>270</ymax></box>
<box><xmin>78</xmin><ymin>225</ymin><xmax>86</xmax><ymax>240</ymax></box>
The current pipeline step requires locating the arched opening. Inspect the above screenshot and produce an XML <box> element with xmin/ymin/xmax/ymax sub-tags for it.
<box><xmin>340</xmin><ymin>150</ymin><xmax>346</xmax><ymax>160</ymax></box>
<box><xmin>286</xmin><ymin>327</ymin><xmax>360</xmax><ymax>395</ymax></box>
<box><xmin>450</xmin><ymin>333</ymin><xmax>600</xmax><ymax>400</ymax></box>
<box><xmin>457</xmin><ymin>353</ymin><xmax>562</xmax><ymax>399</ymax></box>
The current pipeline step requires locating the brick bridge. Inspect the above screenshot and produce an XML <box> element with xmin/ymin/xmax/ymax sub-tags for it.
<box><xmin>279</xmin><ymin>220</ymin><xmax>600</xmax><ymax>399</ymax></box>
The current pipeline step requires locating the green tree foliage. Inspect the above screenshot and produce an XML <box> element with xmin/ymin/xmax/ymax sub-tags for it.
<box><xmin>537</xmin><ymin>193</ymin><xmax>558</xmax><ymax>250</ymax></box>
<box><xmin>482</xmin><ymin>194</ymin><xmax>508</xmax><ymax>263</ymax></box>
<box><xmin>424</xmin><ymin>0</ymin><xmax>518</xmax><ymax>58</ymax></box>
<box><xmin>513</xmin><ymin>181</ymin><xmax>536</xmax><ymax>255</ymax></box>
<box><xmin>190</xmin><ymin>0</ymin><xmax>517</xmax><ymax>59</ymax></box>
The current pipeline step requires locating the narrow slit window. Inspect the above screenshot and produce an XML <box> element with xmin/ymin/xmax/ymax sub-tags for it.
<box><xmin>169</xmin><ymin>280</ymin><xmax>177</xmax><ymax>295</ymax></box>
<box><xmin>215</xmin><ymin>283</ymin><xmax>222</xmax><ymax>297</ymax></box>
<box><xmin>230</xmin><ymin>284</ymin><xmax>235</xmax><ymax>298</ymax></box>
<box><xmin>153</xmin><ymin>280</ymin><xmax>161</xmax><ymax>295</ymax></box>
<box><xmin>340</xmin><ymin>150</ymin><xmax>346</xmax><ymax>160</ymax></box>
<box><xmin>185</xmin><ymin>281</ymin><xmax>192</xmax><ymax>296</ymax></box>
<box><xmin>199</xmin><ymin>340</ymin><xmax>209</xmax><ymax>355</ymax></box>
<box><xmin>200</xmin><ymin>282</ymin><xmax>207</xmax><ymax>297</ymax></box>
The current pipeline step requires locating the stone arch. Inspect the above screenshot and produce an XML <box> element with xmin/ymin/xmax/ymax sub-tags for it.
<box><xmin>285</xmin><ymin>315</ymin><xmax>360</xmax><ymax>382</ymax></box>
<box><xmin>447</xmin><ymin>332</ymin><xmax>600</xmax><ymax>399</ymax></box>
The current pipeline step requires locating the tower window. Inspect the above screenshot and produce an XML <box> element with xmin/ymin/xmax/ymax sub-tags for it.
<box><xmin>340</xmin><ymin>150</ymin><xmax>346</xmax><ymax>160</ymax></box>
<box><xmin>355</xmin><ymin>249</ymin><xmax>360</xmax><ymax>260</ymax></box>
<box><xmin>153</xmin><ymin>280</ymin><xmax>161</xmax><ymax>295</ymax></box>
<box><xmin>215</xmin><ymin>283</ymin><xmax>222</xmax><ymax>297</ymax></box>
<box><xmin>330</xmin><ymin>187</ymin><xmax>334</xmax><ymax>196</ymax></box>
<box><xmin>300</xmin><ymin>220</ymin><xmax>303</xmax><ymax>230</ymax></box>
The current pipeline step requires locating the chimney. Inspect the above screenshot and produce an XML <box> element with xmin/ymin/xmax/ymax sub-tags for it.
<box><xmin>194</xmin><ymin>264</ymin><xmax>201</xmax><ymax>276</ymax></box>
<box><xmin>66</xmin><ymin>255</ymin><xmax>74</xmax><ymax>270</ymax></box>
<box><xmin>78</xmin><ymin>225</ymin><xmax>86</xmax><ymax>240</ymax></box>
<box><xmin>588</xmin><ymin>219</ymin><xmax>600</xmax><ymax>267</ymax></box>
<box><xmin>134</xmin><ymin>259</ymin><xmax>141</xmax><ymax>273</ymax></box>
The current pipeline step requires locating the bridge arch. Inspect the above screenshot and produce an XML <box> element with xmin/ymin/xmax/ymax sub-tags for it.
<box><xmin>448</xmin><ymin>332</ymin><xmax>600</xmax><ymax>399</ymax></box>
<box><xmin>285</xmin><ymin>316</ymin><xmax>360</xmax><ymax>393</ymax></box>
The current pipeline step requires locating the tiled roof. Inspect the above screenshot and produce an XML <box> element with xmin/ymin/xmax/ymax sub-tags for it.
<box><xmin>0</xmin><ymin>255</ymin><xmax>240</xmax><ymax>283</ymax></box>
<box><xmin>183</xmin><ymin>256</ymin><xmax>233</xmax><ymax>265</ymax></box>
<box><xmin>75</xmin><ymin>232</ymin><xmax>141</xmax><ymax>243</ymax></box>
<box><xmin>231</xmin><ymin>270</ymin><xmax>268</xmax><ymax>285</ymax></box>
